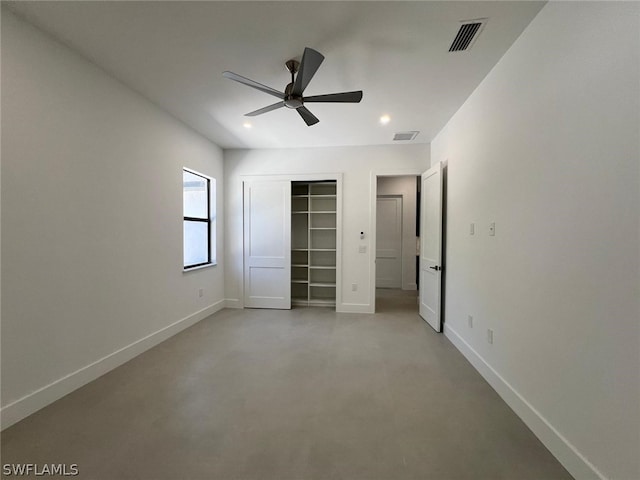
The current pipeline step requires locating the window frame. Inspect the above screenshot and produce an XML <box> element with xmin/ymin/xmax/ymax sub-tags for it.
<box><xmin>183</xmin><ymin>168</ymin><xmax>215</xmax><ymax>271</ymax></box>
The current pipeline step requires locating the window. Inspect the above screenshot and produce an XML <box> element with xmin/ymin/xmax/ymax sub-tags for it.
<box><xmin>183</xmin><ymin>168</ymin><xmax>215</xmax><ymax>269</ymax></box>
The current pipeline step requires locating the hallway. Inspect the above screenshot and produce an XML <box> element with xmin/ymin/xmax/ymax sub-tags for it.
<box><xmin>375</xmin><ymin>288</ymin><xmax>419</xmax><ymax>314</ymax></box>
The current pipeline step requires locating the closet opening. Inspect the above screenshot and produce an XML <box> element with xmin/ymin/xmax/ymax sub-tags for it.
<box><xmin>291</xmin><ymin>181</ymin><xmax>337</xmax><ymax>308</ymax></box>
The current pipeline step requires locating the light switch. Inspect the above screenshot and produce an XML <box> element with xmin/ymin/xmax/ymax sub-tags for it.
<box><xmin>358</xmin><ymin>245</ymin><xmax>367</xmax><ymax>253</ymax></box>
<box><xmin>489</xmin><ymin>222</ymin><xmax>495</xmax><ymax>236</ymax></box>
<box><xmin>470</xmin><ymin>223</ymin><xmax>475</xmax><ymax>235</ymax></box>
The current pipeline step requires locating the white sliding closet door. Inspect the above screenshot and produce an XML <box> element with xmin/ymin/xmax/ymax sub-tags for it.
<box><xmin>243</xmin><ymin>180</ymin><xmax>291</xmax><ymax>309</ymax></box>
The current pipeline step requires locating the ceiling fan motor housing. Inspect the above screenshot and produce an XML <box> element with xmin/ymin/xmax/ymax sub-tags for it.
<box><xmin>284</xmin><ymin>83</ymin><xmax>303</xmax><ymax>109</ymax></box>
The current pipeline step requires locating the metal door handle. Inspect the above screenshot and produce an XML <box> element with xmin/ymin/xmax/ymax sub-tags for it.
<box><xmin>429</xmin><ymin>266</ymin><xmax>440</xmax><ymax>271</ymax></box>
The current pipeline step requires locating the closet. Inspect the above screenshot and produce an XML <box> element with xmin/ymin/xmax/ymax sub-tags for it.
<box><xmin>243</xmin><ymin>177</ymin><xmax>340</xmax><ymax>310</ymax></box>
<box><xmin>291</xmin><ymin>181</ymin><xmax>337</xmax><ymax>307</ymax></box>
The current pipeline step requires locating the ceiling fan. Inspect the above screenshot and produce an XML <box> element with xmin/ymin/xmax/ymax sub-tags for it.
<box><xmin>223</xmin><ymin>47</ymin><xmax>363</xmax><ymax>126</ymax></box>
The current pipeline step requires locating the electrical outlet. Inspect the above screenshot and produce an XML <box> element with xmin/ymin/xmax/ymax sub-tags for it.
<box><xmin>468</xmin><ymin>315</ymin><xmax>473</xmax><ymax>328</ymax></box>
<box><xmin>351</xmin><ymin>283</ymin><xmax>358</xmax><ymax>292</ymax></box>
<box><xmin>487</xmin><ymin>329</ymin><xmax>494</xmax><ymax>344</ymax></box>
<box><xmin>198</xmin><ymin>288</ymin><xmax>204</xmax><ymax>298</ymax></box>
<box><xmin>489</xmin><ymin>222</ymin><xmax>496</xmax><ymax>236</ymax></box>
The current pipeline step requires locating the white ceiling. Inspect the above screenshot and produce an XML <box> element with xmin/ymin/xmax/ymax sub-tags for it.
<box><xmin>6</xmin><ymin>1</ymin><xmax>545</xmax><ymax>149</ymax></box>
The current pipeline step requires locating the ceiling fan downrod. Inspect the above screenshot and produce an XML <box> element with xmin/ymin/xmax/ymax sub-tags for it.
<box><xmin>284</xmin><ymin>59</ymin><xmax>302</xmax><ymax>109</ymax></box>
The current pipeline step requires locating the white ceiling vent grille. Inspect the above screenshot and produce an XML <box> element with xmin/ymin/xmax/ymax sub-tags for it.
<box><xmin>393</xmin><ymin>131</ymin><xmax>419</xmax><ymax>141</ymax></box>
<box><xmin>449</xmin><ymin>19</ymin><xmax>487</xmax><ymax>52</ymax></box>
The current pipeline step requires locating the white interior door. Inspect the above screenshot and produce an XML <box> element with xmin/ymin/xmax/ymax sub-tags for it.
<box><xmin>243</xmin><ymin>180</ymin><xmax>291</xmax><ymax>309</ymax></box>
<box><xmin>376</xmin><ymin>196</ymin><xmax>403</xmax><ymax>288</ymax></box>
<box><xmin>419</xmin><ymin>162</ymin><xmax>443</xmax><ymax>331</ymax></box>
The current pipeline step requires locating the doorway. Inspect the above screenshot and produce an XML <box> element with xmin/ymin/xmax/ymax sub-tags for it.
<box><xmin>375</xmin><ymin>176</ymin><xmax>419</xmax><ymax>313</ymax></box>
<box><xmin>372</xmin><ymin>164</ymin><xmax>445</xmax><ymax>331</ymax></box>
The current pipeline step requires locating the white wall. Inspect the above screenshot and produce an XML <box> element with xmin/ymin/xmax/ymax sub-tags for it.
<box><xmin>432</xmin><ymin>3</ymin><xmax>639</xmax><ymax>479</ymax></box>
<box><xmin>377</xmin><ymin>176</ymin><xmax>418</xmax><ymax>290</ymax></box>
<box><xmin>1</xmin><ymin>11</ymin><xmax>225</xmax><ymax>428</ymax></box>
<box><xmin>224</xmin><ymin>144</ymin><xmax>429</xmax><ymax>312</ymax></box>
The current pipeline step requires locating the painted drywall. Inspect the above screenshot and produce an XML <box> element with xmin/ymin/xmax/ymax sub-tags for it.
<box><xmin>431</xmin><ymin>2</ymin><xmax>640</xmax><ymax>479</ymax></box>
<box><xmin>1</xmin><ymin>11</ymin><xmax>225</xmax><ymax>427</ymax></box>
<box><xmin>377</xmin><ymin>176</ymin><xmax>418</xmax><ymax>290</ymax></box>
<box><xmin>224</xmin><ymin>144</ymin><xmax>429</xmax><ymax>312</ymax></box>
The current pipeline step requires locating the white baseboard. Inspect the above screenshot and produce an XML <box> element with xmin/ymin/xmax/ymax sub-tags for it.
<box><xmin>444</xmin><ymin>324</ymin><xmax>606</xmax><ymax>480</ymax></box>
<box><xmin>224</xmin><ymin>298</ymin><xmax>243</xmax><ymax>309</ymax></box>
<box><xmin>223</xmin><ymin>298</ymin><xmax>369</xmax><ymax>313</ymax></box>
<box><xmin>1</xmin><ymin>299</ymin><xmax>226</xmax><ymax>431</ymax></box>
<box><xmin>403</xmin><ymin>283</ymin><xmax>418</xmax><ymax>291</ymax></box>
<box><xmin>337</xmin><ymin>303</ymin><xmax>373</xmax><ymax>314</ymax></box>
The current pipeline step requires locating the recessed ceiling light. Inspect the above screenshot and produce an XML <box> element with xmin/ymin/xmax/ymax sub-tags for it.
<box><xmin>243</xmin><ymin>122</ymin><xmax>252</xmax><ymax>129</ymax></box>
<box><xmin>379</xmin><ymin>115</ymin><xmax>391</xmax><ymax>125</ymax></box>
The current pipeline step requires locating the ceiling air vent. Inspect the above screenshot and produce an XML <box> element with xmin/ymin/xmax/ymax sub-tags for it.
<box><xmin>449</xmin><ymin>19</ymin><xmax>487</xmax><ymax>52</ymax></box>
<box><xmin>393</xmin><ymin>131</ymin><xmax>419</xmax><ymax>141</ymax></box>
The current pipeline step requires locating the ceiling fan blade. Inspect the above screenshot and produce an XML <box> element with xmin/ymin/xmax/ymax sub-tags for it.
<box><xmin>297</xmin><ymin>106</ymin><xmax>320</xmax><ymax>126</ymax></box>
<box><xmin>222</xmin><ymin>71</ymin><xmax>284</xmax><ymax>100</ymax></box>
<box><xmin>292</xmin><ymin>48</ymin><xmax>325</xmax><ymax>96</ymax></box>
<box><xmin>303</xmin><ymin>91</ymin><xmax>363</xmax><ymax>103</ymax></box>
<box><xmin>245</xmin><ymin>101</ymin><xmax>285</xmax><ymax>117</ymax></box>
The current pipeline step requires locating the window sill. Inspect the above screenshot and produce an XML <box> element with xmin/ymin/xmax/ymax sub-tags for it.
<box><xmin>183</xmin><ymin>262</ymin><xmax>217</xmax><ymax>273</ymax></box>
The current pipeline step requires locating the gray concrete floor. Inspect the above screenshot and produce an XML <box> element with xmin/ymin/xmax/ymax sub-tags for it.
<box><xmin>1</xmin><ymin>290</ymin><xmax>572</xmax><ymax>479</ymax></box>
